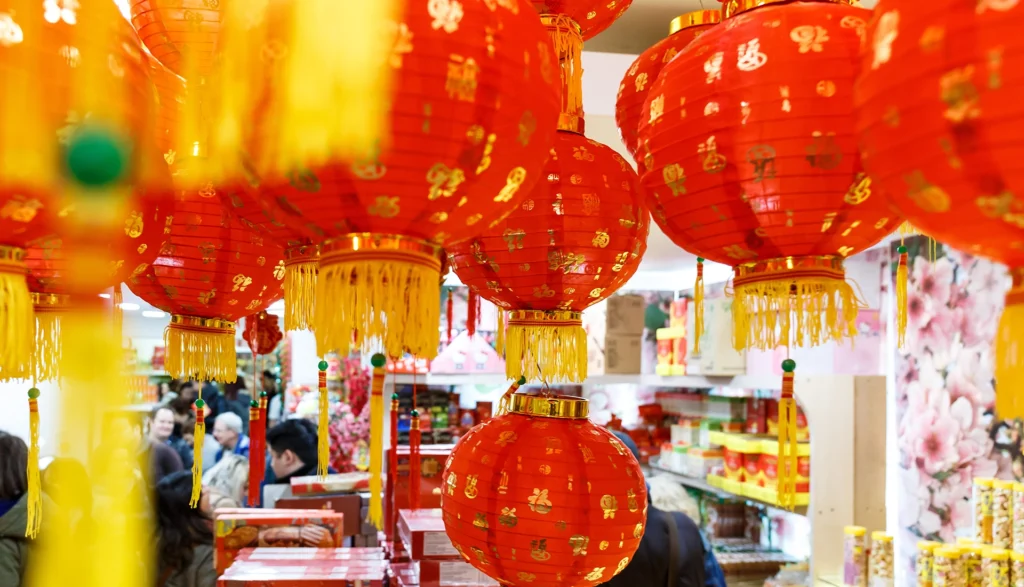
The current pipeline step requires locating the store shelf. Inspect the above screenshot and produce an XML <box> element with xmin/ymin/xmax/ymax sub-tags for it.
<box><xmin>647</xmin><ymin>461</ymin><xmax>807</xmax><ymax>516</ymax></box>
<box><xmin>386</xmin><ymin>372</ymin><xmax>781</xmax><ymax>390</ymax></box>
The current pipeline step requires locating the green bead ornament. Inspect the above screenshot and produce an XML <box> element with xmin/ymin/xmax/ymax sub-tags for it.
<box><xmin>65</xmin><ymin>126</ymin><xmax>129</xmax><ymax>188</ymax></box>
<box><xmin>781</xmin><ymin>359</ymin><xmax>797</xmax><ymax>373</ymax></box>
<box><xmin>27</xmin><ymin>387</ymin><xmax>40</xmax><ymax>399</ymax></box>
<box><xmin>517</xmin><ymin>376</ymin><xmax>527</xmax><ymax>385</ymax></box>
<box><xmin>391</xmin><ymin>393</ymin><xmax>399</xmax><ymax>401</ymax></box>
<box><xmin>260</xmin><ymin>391</ymin><xmax>268</xmax><ymax>399</ymax></box>
<box><xmin>697</xmin><ymin>257</ymin><xmax>704</xmax><ymax>263</ymax></box>
<box><xmin>897</xmin><ymin>245</ymin><xmax>908</xmax><ymax>254</ymax></box>
<box><xmin>318</xmin><ymin>360</ymin><xmax>329</xmax><ymax>371</ymax></box>
<box><xmin>250</xmin><ymin>400</ymin><xmax>260</xmax><ymax>408</ymax></box>
<box><xmin>195</xmin><ymin>398</ymin><xmax>205</xmax><ymax>409</ymax></box>
<box><xmin>371</xmin><ymin>353</ymin><xmax>386</xmax><ymax>368</ymax></box>
<box><xmin>410</xmin><ymin>409</ymin><xmax>419</xmax><ymax>418</ymax></box>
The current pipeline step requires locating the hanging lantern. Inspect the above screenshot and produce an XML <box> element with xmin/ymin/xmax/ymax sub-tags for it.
<box><xmin>447</xmin><ymin>14</ymin><xmax>648</xmax><ymax>383</ymax></box>
<box><xmin>241</xmin><ymin>310</ymin><xmax>282</xmax><ymax>505</ymax></box>
<box><xmin>126</xmin><ymin>191</ymin><xmax>285</xmax><ymax>382</ymax></box>
<box><xmin>441</xmin><ymin>393</ymin><xmax>647</xmax><ymax>587</ymax></box>
<box><xmin>526</xmin><ymin>0</ymin><xmax>632</xmax><ymax>39</ymax></box>
<box><xmin>855</xmin><ymin>0</ymin><xmax>1024</xmax><ymax>416</ymax></box>
<box><xmin>129</xmin><ymin>0</ymin><xmax>221</xmax><ymax>76</ymax></box>
<box><xmin>232</xmin><ymin>0</ymin><xmax>562</xmax><ymax>360</ymax></box>
<box><xmin>614</xmin><ymin>9</ymin><xmax>720</xmax><ymax>160</ymax></box>
<box><xmin>638</xmin><ymin>0</ymin><xmax>895</xmax><ymax>352</ymax></box>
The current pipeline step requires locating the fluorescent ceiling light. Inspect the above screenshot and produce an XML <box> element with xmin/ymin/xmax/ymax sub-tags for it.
<box><xmin>142</xmin><ymin>310</ymin><xmax>166</xmax><ymax>319</ymax></box>
<box><xmin>99</xmin><ymin>293</ymin><xmax>111</xmax><ymax>299</ymax></box>
<box><xmin>118</xmin><ymin>303</ymin><xmax>141</xmax><ymax>311</ymax></box>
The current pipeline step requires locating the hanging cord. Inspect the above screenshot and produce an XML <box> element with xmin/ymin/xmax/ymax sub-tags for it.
<box><xmin>693</xmin><ymin>258</ymin><xmax>705</xmax><ymax>355</ymax></box>
<box><xmin>446</xmin><ymin>288</ymin><xmax>454</xmax><ymax>343</ymax></box>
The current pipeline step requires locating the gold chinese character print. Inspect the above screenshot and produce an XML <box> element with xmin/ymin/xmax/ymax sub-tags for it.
<box><xmin>386</xmin><ymin>21</ymin><xmax>414</xmax><ymax>69</ymax></box>
<box><xmin>232</xmin><ymin>274</ymin><xmax>253</xmax><ymax>292</ymax></box>
<box><xmin>426</xmin><ymin>163</ymin><xmax>466</xmax><ymax>200</ymax></box>
<box><xmin>844</xmin><ymin>173</ymin><xmax>872</xmax><ymax>205</ymax></box>
<box><xmin>502</xmin><ymin>228</ymin><xmax>525</xmax><ymax>252</ymax></box>
<box><xmin>634</xmin><ymin>72</ymin><xmax>648</xmax><ymax>92</ymax></box>
<box><xmin>648</xmin><ymin>94</ymin><xmax>664</xmax><ymax>124</ymax></box>
<box><xmin>428</xmin><ymin>0</ymin><xmax>463</xmax><ymax>33</ymax></box>
<box><xmin>600</xmin><ymin>495</ymin><xmax>618</xmax><ymax>519</ymax></box>
<box><xmin>805</xmin><ymin>132</ymin><xmax>842</xmax><ymax>169</ymax></box>
<box><xmin>548</xmin><ymin>250</ymin><xmax>585</xmax><ymax>274</ymax></box>
<box><xmin>528</xmin><ymin>488</ymin><xmax>553</xmax><ymax>514</ymax></box>
<box><xmin>737</xmin><ymin>38</ymin><xmax>768</xmax><ymax>71</ymax></box>
<box><xmin>124</xmin><ymin>211</ymin><xmax>144</xmax><ymax>238</ymax></box>
<box><xmin>368</xmin><ymin>196</ymin><xmax>401</xmax><ymax>218</ymax></box>
<box><xmin>940</xmin><ymin>66</ymin><xmax>981</xmax><ymax>123</ymax></box>
<box><xmin>498</xmin><ymin>507</ymin><xmax>517</xmax><ymax>527</ymax></box>
<box><xmin>790</xmin><ymin>25</ymin><xmax>829</xmax><ymax>53</ymax></box>
<box><xmin>904</xmin><ymin>170</ymin><xmax>951</xmax><ymax>213</ymax></box>
<box><xmin>446</xmin><ymin>54</ymin><xmax>480</xmax><ymax>102</ymax></box>
<box><xmin>569</xmin><ymin>535</ymin><xmax>590</xmax><ymax>556</ymax></box>
<box><xmin>586</xmin><ymin>567</ymin><xmax>606</xmax><ymax>582</ymax></box>
<box><xmin>530</xmin><ymin>539</ymin><xmax>552</xmax><ymax>561</ymax></box>
<box><xmin>704</xmin><ymin>51</ymin><xmax>724</xmax><ymax>83</ymax></box>
<box><xmin>872</xmin><ymin>11</ymin><xmax>899</xmax><ymax>70</ymax></box>
<box><xmin>0</xmin><ymin>13</ymin><xmax>24</xmax><ymax>47</ymax></box>
<box><xmin>494</xmin><ymin>167</ymin><xmax>527</xmax><ymax>203</ymax></box>
<box><xmin>663</xmin><ymin>163</ymin><xmax>686</xmax><ymax>196</ymax></box>
<box><xmin>0</xmin><ymin>195</ymin><xmax>42</xmax><ymax>223</ymax></box>
<box><xmin>699</xmin><ymin>136</ymin><xmax>727</xmax><ymax>173</ymax></box>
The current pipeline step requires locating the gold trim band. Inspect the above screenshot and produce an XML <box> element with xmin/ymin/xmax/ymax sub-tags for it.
<box><xmin>31</xmin><ymin>292</ymin><xmax>69</xmax><ymax>311</ymax></box>
<box><xmin>669</xmin><ymin>9</ymin><xmax>721</xmax><ymax>34</ymax></box>
<box><xmin>320</xmin><ymin>233</ymin><xmax>443</xmax><ymax>271</ymax></box>
<box><xmin>510</xmin><ymin>393</ymin><xmax>589</xmax><ymax>419</ymax></box>
<box><xmin>284</xmin><ymin>244</ymin><xmax>319</xmax><ymax>264</ymax></box>
<box><xmin>557</xmin><ymin>114</ymin><xmax>585</xmax><ymax>134</ymax></box>
<box><xmin>0</xmin><ymin>245</ymin><xmax>27</xmax><ymax>276</ymax></box>
<box><xmin>507</xmin><ymin>309</ymin><xmax>583</xmax><ymax>327</ymax></box>
<box><xmin>540</xmin><ymin>14</ymin><xmax>582</xmax><ymax>34</ymax></box>
<box><xmin>169</xmin><ymin>314</ymin><xmax>235</xmax><ymax>333</ymax></box>
<box><xmin>734</xmin><ymin>255</ymin><xmax>845</xmax><ymax>287</ymax></box>
<box><xmin>723</xmin><ymin>0</ymin><xmax>844</xmax><ymax>18</ymax></box>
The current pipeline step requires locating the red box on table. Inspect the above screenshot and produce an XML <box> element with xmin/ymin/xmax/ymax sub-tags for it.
<box><xmin>233</xmin><ymin>548</ymin><xmax>384</xmax><ymax>563</ymax></box>
<box><xmin>276</xmin><ymin>495</ymin><xmax>364</xmax><ymax>538</ymax></box>
<box><xmin>389</xmin><ymin>562</ymin><xmax>419</xmax><ymax>586</ymax></box>
<box><xmin>290</xmin><ymin>473</ymin><xmax>370</xmax><ymax>496</ymax></box>
<box><xmin>215</xmin><ymin>511</ymin><xmax>345</xmax><ymax>574</ymax></box>
<box><xmin>419</xmin><ymin>560</ymin><xmax>498</xmax><ymax>586</ymax></box>
<box><xmin>397</xmin><ymin>509</ymin><xmax>460</xmax><ymax>561</ymax></box>
<box><xmin>218</xmin><ymin>568</ymin><xmax>384</xmax><ymax>587</ymax></box>
<box><xmin>385</xmin><ymin>445</ymin><xmax>453</xmax><ymax>541</ymax></box>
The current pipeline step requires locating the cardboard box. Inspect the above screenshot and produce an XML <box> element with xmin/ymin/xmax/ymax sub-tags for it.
<box><xmin>389</xmin><ymin>563</ymin><xmax>419</xmax><ymax>586</ymax></box>
<box><xmin>605</xmin><ymin>294</ymin><xmax>645</xmax><ymax>335</ymax></box>
<box><xmin>233</xmin><ymin>548</ymin><xmax>384</xmax><ymax>562</ymax></box>
<box><xmin>386</xmin><ymin>446</ymin><xmax>453</xmax><ymax>541</ymax></box>
<box><xmin>419</xmin><ymin>560</ymin><xmax>498</xmax><ymax>586</ymax></box>
<box><xmin>215</xmin><ymin>511</ymin><xmax>345</xmax><ymax>574</ymax></box>
<box><xmin>698</xmin><ymin>298</ymin><xmax>746</xmax><ymax>375</ymax></box>
<box><xmin>603</xmin><ymin>334</ymin><xmax>642</xmax><ymax>374</ymax></box>
<box><xmin>275</xmin><ymin>495</ymin><xmax>364</xmax><ymax>538</ymax></box>
<box><xmin>397</xmin><ymin>509</ymin><xmax>460</xmax><ymax>561</ymax></box>
<box><xmin>290</xmin><ymin>473</ymin><xmax>370</xmax><ymax>496</ymax></box>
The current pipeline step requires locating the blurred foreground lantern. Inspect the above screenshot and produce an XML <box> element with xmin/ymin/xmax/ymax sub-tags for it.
<box><xmin>442</xmin><ymin>392</ymin><xmax>647</xmax><ymax>587</ymax></box>
<box><xmin>855</xmin><ymin>0</ymin><xmax>1024</xmax><ymax>416</ymax></box>
<box><xmin>233</xmin><ymin>0</ymin><xmax>561</xmax><ymax>359</ymax></box>
<box><xmin>615</xmin><ymin>9</ymin><xmax>720</xmax><ymax>159</ymax></box>
<box><xmin>639</xmin><ymin>0</ymin><xmax>893</xmax><ymax>352</ymax></box>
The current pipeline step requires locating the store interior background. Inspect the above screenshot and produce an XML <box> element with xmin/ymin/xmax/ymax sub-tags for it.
<box><xmin>6</xmin><ymin>0</ymin><xmax>1008</xmax><ymax>581</ymax></box>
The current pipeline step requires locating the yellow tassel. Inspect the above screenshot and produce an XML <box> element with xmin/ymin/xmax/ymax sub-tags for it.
<box><xmin>367</xmin><ymin>355</ymin><xmax>387</xmax><ymax>530</ymax></box>
<box><xmin>732</xmin><ymin>262</ymin><xmax>861</xmax><ymax>351</ymax></box>
<box><xmin>541</xmin><ymin>14</ymin><xmax>583</xmax><ymax>124</ymax></box>
<box><xmin>505</xmin><ymin>310</ymin><xmax>587</xmax><ymax>382</ymax></box>
<box><xmin>0</xmin><ymin>247</ymin><xmax>33</xmax><ymax>380</ymax></box>
<box><xmin>996</xmin><ymin>272</ymin><xmax>1024</xmax><ymax>419</ymax></box>
<box><xmin>31</xmin><ymin>303</ymin><xmax>63</xmax><ymax>382</ymax></box>
<box><xmin>113</xmin><ymin>282</ymin><xmax>123</xmax><ymax>346</ymax></box>
<box><xmin>496</xmin><ymin>376</ymin><xmax>525</xmax><ymax>416</ymax></box>
<box><xmin>164</xmin><ymin>315</ymin><xmax>238</xmax><ymax>382</ymax></box>
<box><xmin>25</xmin><ymin>389</ymin><xmax>41</xmax><ymax>538</ymax></box>
<box><xmin>317</xmin><ymin>360</ymin><xmax>329</xmax><ymax>478</ymax></box>
<box><xmin>496</xmin><ymin>309</ymin><xmax>506</xmax><ymax>356</ymax></box>
<box><xmin>314</xmin><ymin>240</ymin><xmax>442</xmax><ymax>360</ymax></box>
<box><xmin>777</xmin><ymin>360</ymin><xmax>798</xmax><ymax>511</ymax></box>
<box><xmin>895</xmin><ymin>246</ymin><xmax>908</xmax><ymax>350</ymax></box>
<box><xmin>285</xmin><ymin>256</ymin><xmax>318</xmax><ymax>332</ymax></box>
<box><xmin>693</xmin><ymin>257</ymin><xmax>705</xmax><ymax>355</ymax></box>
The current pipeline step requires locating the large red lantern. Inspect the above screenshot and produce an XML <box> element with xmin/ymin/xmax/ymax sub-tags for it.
<box><xmin>126</xmin><ymin>191</ymin><xmax>285</xmax><ymax>382</ymax></box>
<box><xmin>442</xmin><ymin>393</ymin><xmax>648</xmax><ymax>587</ymax></box>
<box><xmin>615</xmin><ymin>10</ymin><xmax>720</xmax><ymax>160</ymax></box>
<box><xmin>236</xmin><ymin>0</ymin><xmax>561</xmax><ymax>360</ymax></box>
<box><xmin>855</xmin><ymin>0</ymin><xmax>1024</xmax><ymax>416</ymax></box>
<box><xmin>639</xmin><ymin>0</ymin><xmax>894</xmax><ymax>352</ymax></box>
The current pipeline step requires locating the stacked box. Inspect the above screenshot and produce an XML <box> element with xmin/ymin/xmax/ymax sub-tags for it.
<box><xmin>275</xmin><ymin>495</ymin><xmax>364</xmax><ymax>539</ymax></box>
<box><xmin>585</xmin><ymin>295</ymin><xmax>645</xmax><ymax>375</ymax></box>
<box><xmin>397</xmin><ymin>509</ymin><xmax>460</xmax><ymax>561</ymax></box>
<box><xmin>219</xmin><ymin>548</ymin><xmax>385</xmax><ymax>587</ymax></box>
<box><xmin>214</xmin><ymin>510</ymin><xmax>344</xmax><ymax>574</ymax></box>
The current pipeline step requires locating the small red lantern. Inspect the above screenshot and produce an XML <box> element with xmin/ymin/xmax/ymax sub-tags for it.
<box><xmin>442</xmin><ymin>393</ymin><xmax>647</xmax><ymax>587</ymax></box>
<box><xmin>126</xmin><ymin>191</ymin><xmax>285</xmax><ymax>382</ymax></box>
<box><xmin>639</xmin><ymin>0</ymin><xmax>893</xmax><ymax>352</ymax></box>
<box><xmin>241</xmin><ymin>311</ymin><xmax>284</xmax><ymax>356</ymax></box>
<box><xmin>615</xmin><ymin>10</ymin><xmax>720</xmax><ymax>159</ymax></box>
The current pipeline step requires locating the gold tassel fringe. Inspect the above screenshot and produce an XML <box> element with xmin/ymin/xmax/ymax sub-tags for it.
<box><xmin>693</xmin><ymin>258</ymin><xmax>705</xmax><ymax>355</ymax></box>
<box><xmin>732</xmin><ymin>267</ymin><xmax>860</xmax><ymax>351</ymax></box>
<box><xmin>285</xmin><ymin>259</ymin><xmax>318</xmax><ymax>332</ymax></box>
<box><xmin>0</xmin><ymin>250</ymin><xmax>33</xmax><ymax>381</ymax></box>
<box><xmin>32</xmin><ymin>311</ymin><xmax>62</xmax><ymax>382</ymax></box>
<box><xmin>164</xmin><ymin>315</ymin><xmax>238</xmax><ymax>382</ymax></box>
<box><xmin>777</xmin><ymin>397</ymin><xmax>799</xmax><ymax>509</ymax></box>
<box><xmin>895</xmin><ymin>246</ymin><xmax>908</xmax><ymax>350</ymax></box>
<box><xmin>996</xmin><ymin>272</ymin><xmax>1024</xmax><ymax>419</ymax></box>
<box><xmin>505</xmin><ymin>311</ymin><xmax>587</xmax><ymax>382</ymax></box>
<box><xmin>315</xmin><ymin>242</ymin><xmax>442</xmax><ymax>360</ymax></box>
<box><xmin>318</xmin><ymin>362</ymin><xmax>329</xmax><ymax>478</ymax></box>
<box><xmin>541</xmin><ymin>14</ymin><xmax>584</xmax><ymax>124</ymax></box>
<box><xmin>367</xmin><ymin>356</ymin><xmax>386</xmax><ymax>530</ymax></box>
<box><xmin>191</xmin><ymin>405</ymin><xmax>205</xmax><ymax>508</ymax></box>
<box><xmin>25</xmin><ymin>391</ymin><xmax>41</xmax><ymax>538</ymax></box>
<box><xmin>496</xmin><ymin>309</ymin><xmax>506</xmax><ymax>356</ymax></box>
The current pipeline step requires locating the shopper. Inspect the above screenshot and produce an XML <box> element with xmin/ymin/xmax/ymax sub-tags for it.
<box><xmin>601</xmin><ymin>431</ymin><xmax>725</xmax><ymax>587</ymax></box>
<box><xmin>265</xmin><ymin>419</ymin><xmax>335</xmax><ymax>485</ymax></box>
<box><xmin>217</xmin><ymin>380</ymin><xmax>252</xmax><ymax>435</ymax></box>
<box><xmin>201</xmin><ymin>453</ymin><xmax>248</xmax><ymax>507</ymax></box>
<box><xmin>155</xmin><ymin>471</ymin><xmax>216</xmax><ymax>587</ymax></box>
<box><xmin>262</xmin><ymin>370</ymin><xmax>286</xmax><ymax>428</ymax></box>
<box><xmin>0</xmin><ymin>431</ymin><xmax>36</xmax><ymax>586</ymax></box>
<box><xmin>212</xmin><ymin>412</ymin><xmax>250</xmax><ymax>464</ymax></box>
<box><xmin>40</xmin><ymin>457</ymin><xmax>92</xmax><ymax>543</ymax></box>
<box><xmin>150</xmin><ymin>406</ymin><xmax>194</xmax><ymax>470</ymax></box>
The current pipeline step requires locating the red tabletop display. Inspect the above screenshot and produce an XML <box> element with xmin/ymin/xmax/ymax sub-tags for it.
<box><xmin>855</xmin><ymin>0</ymin><xmax>1024</xmax><ymax>417</ymax></box>
<box><xmin>442</xmin><ymin>394</ymin><xmax>647</xmax><ymax>587</ymax></box>
<box><xmin>639</xmin><ymin>0</ymin><xmax>894</xmax><ymax>352</ymax></box>
<box><xmin>615</xmin><ymin>10</ymin><xmax>721</xmax><ymax>159</ymax></box>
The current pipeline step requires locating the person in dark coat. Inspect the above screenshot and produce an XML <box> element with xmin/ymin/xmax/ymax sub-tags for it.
<box><xmin>602</xmin><ymin>431</ymin><xmax>726</xmax><ymax>587</ymax></box>
<box><xmin>0</xmin><ymin>431</ymin><xmax>34</xmax><ymax>587</ymax></box>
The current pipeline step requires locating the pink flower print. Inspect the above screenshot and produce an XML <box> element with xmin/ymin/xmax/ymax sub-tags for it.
<box><xmin>946</xmin><ymin>371</ymin><xmax>983</xmax><ymax>414</ymax></box>
<box><xmin>912</xmin><ymin>256</ymin><xmax>955</xmax><ymax>306</ymax></box>
<box><xmin>906</xmin><ymin>286</ymin><xmax>932</xmax><ymax>330</ymax></box>
<box><xmin>912</xmin><ymin>408</ymin><xmax>960</xmax><ymax>474</ymax></box>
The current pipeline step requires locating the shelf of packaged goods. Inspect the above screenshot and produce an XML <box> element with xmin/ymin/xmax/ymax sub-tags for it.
<box><xmin>647</xmin><ymin>461</ymin><xmax>807</xmax><ymax>516</ymax></box>
<box><xmin>386</xmin><ymin>373</ymin><xmax>781</xmax><ymax>390</ymax></box>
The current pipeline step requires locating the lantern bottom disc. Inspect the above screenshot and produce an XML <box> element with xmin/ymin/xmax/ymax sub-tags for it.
<box><xmin>165</xmin><ymin>314</ymin><xmax>238</xmax><ymax>382</ymax></box>
<box><xmin>996</xmin><ymin>268</ymin><xmax>1024</xmax><ymax>419</ymax></box>
<box><xmin>30</xmin><ymin>292</ymin><xmax>70</xmax><ymax>383</ymax></box>
<box><xmin>505</xmin><ymin>309</ymin><xmax>586</xmax><ymax>383</ymax></box>
<box><xmin>731</xmin><ymin>255</ymin><xmax>859</xmax><ymax>351</ymax></box>
<box><xmin>0</xmin><ymin>245</ymin><xmax>33</xmax><ymax>381</ymax></box>
<box><xmin>283</xmin><ymin>245</ymin><xmax>319</xmax><ymax>333</ymax></box>
<box><xmin>315</xmin><ymin>233</ymin><xmax>443</xmax><ymax>360</ymax></box>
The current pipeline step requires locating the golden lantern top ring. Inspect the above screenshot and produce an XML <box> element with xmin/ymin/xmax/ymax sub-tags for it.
<box><xmin>320</xmin><ymin>233</ymin><xmax>443</xmax><ymax>271</ymax></box>
<box><xmin>669</xmin><ymin>9</ymin><xmax>722</xmax><ymax>34</ymax></box>
<box><xmin>0</xmin><ymin>245</ymin><xmax>27</xmax><ymax>275</ymax></box>
<box><xmin>509</xmin><ymin>393</ymin><xmax>589</xmax><ymax>419</ymax></box>
<box><xmin>31</xmin><ymin>292</ymin><xmax>70</xmax><ymax>311</ymax></box>
<box><xmin>284</xmin><ymin>244</ymin><xmax>320</xmax><ymax>265</ymax></box>
<box><xmin>733</xmin><ymin>255</ymin><xmax>846</xmax><ymax>287</ymax></box>
<box><xmin>723</xmin><ymin>0</ymin><xmax>847</xmax><ymax>18</ymax></box>
<box><xmin>169</xmin><ymin>314</ymin><xmax>236</xmax><ymax>333</ymax></box>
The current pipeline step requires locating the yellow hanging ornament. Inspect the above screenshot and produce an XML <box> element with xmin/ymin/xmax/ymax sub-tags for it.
<box><xmin>367</xmin><ymin>353</ymin><xmax>387</xmax><ymax>530</ymax></box>
<box><xmin>776</xmin><ymin>359</ymin><xmax>799</xmax><ymax>511</ymax></box>
<box><xmin>895</xmin><ymin>245</ymin><xmax>908</xmax><ymax>350</ymax></box>
<box><xmin>25</xmin><ymin>387</ymin><xmax>41</xmax><ymax>538</ymax></box>
<box><xmin>693</xmin><ymin>257</ymin><xmax>705</xmax><ymax>355</ymax></box>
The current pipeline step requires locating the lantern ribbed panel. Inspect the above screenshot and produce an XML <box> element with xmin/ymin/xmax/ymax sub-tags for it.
<box><xmin>130</xmin><ymin>0</ymin><xmax>220</xmax><ymax>76</ymax></box>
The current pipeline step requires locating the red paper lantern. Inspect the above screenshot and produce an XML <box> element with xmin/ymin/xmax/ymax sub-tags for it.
<box><xmin>241</xmin><ymin>311</ymin><xmax>284</xmax><ymax>355</ymax></box>
<box><xmin>614</xmin><ymin>10</ymin><xmax>720</xmax><ymax>159</ymax></box>
<box><xmin>126</xmin><ymin>191</ymin><xmax>285</xmax><ymax>381</ymax></box>
<box><xmin>855</xmin><ymin>0</ymin><xmax>1024</xmax><ymax>415</ymax></box>
<box><xmin>129</xmin><ymin>0</ymin><xmax>220</xmax><ymax>76</ymax></box>
<box><xmin>442</xmin><ymin>394</ymin><xmax>648</xmax><ymax>587</ymax></box>
<box><xmin>527</xmin><ymin>0</ymin><xmax>632</xmax><ymax>40</ymax></box>
<box><xmin>639</xmin><ymin>0</ymin><xmax>894</xmax><ymax>351</ymax></box>
<box><xmin>447</xmin><ymin>130</ymin><xmax>648</xmax><ymax>382</ymax></box>
<box><xmin>240</xmin><ymin>0</ymin><xmax>562</xmax><ymax>360</ymax></box>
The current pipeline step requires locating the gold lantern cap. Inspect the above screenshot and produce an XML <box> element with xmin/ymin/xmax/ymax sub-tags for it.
<box><xmin>510</xmin><ymin>393</ymin><xmax>589</xmax><ymax>419</ymax></box>
<box><xmin>723</xmin><ymin>0</ymin><xmax>847</xmax><ymax>18</ymax></box>
<box><xmin>669</xmin><ymin>10</ymin><xmax>721</xmax><ymax>35</ymax></box>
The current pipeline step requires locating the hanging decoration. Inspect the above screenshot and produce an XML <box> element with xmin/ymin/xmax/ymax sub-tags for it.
<box><xmin>448</xmin><ymin>14</ymin><xmax>649</xmax><ymax>383</ymax></box>
<box><xmin>224</xmin><ymin>0</ymin><xmax>561</xmax><ymax>361</ymax></box>
<box><xmin>25</xmin><ymin>386</ymin><xmax>40</xmax><ymax>538</ymax></box>
<box><xmin>368</xmin><ymin>353</ymin><xmax>387</xmax><ymax>530</ymax></box>
<box><xmin>638</xmin><ymin>0</ymin><xmax>894</xmax><ymax>351</ymax></box>
<box><xmin>442</xmin><ymin>393</ymin><xmax>648</xmax><ymax>587</ymax></box>
<box><xmin>614</xmin><ymin>9</ymin><xmax>720</xmax><ymax>160</ymax></box>
<box><xmin>242</xmin><ymin>311</ymin><xmax>281</xmax><ymax>505</ymax></box>
<box><xmin>125</xmin><ymin>192</ymin><xmax>285</xmax><ymax>382</ymax></box>
<box><xmin>855</xmin><ymin>0</ymin><xmax>1024</xmax><ymax>417</ymax></box>
<box><xmin>526</xmin><ymin>0</ymin><xmax>632</xmax><ymax>40</ymax></box>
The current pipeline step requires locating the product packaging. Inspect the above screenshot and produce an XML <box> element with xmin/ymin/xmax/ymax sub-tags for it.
<box><xmin>869</xmin><ymin>532</ymin><xmax>894</xmax><ymax>587</ymax></box>
<box><xmin>214</xmin><ymin>511</ymin><xmax>345</xmax><ymax>574</ymax></box>
<box><xmin>289</xmin><ymin>473</ymin><xmax>371</xmax><ymax>496</ymax></box>
<box><xmin>918</xmin><ymin>541</ymin><xmax>940</xmax><ymax>587</ymax></box>
<box><xmin>996</xmin><ymin>480</ymin><xmax>1015</xmax><ymax>548</ymax></box>
<box><xmin>958</xmin><ymin>541</ymin><xmax>982</xmax><ymax>587</ymax></box>
<box><xmin>933</xmin><ymin>546</ymin><xmax>963</xmax><ymax>587</ymax></box>
<box><xmin>232</xmin><ymin>548</ymin><xmax>384</xmax><ymax>562</ymax></box>
<box><xmin>990</xmin><ymin>548</ymin><xmax>1011</xmax><ymax>587</ymax></box>
<box><xmin>977</xmin><ymin>478</ymin><xmax>995</xmax><ymax>544</ymax></box>
<box><xmin>1010</xmin><ymin>551</ymin><xmax>1024</xmax><ymax>587</ymax></box>
<box><xmin>276</xmin><ymin>495</ymin><xmax>364</xmax><ymax>539</ymax></box>
<box><xmin>398</xmin><ymin>509</ymin><xmax>460</xmax><ymax>561</ymax></box>
<box><xmin>419</xmin><ymin>560</ymin><xmax>499</xmax><ymax>586</ymax></box>
<box><xmin>844</xmin><ymin>526</ymin><xmax>867</xmax><ymax>587</ymax></box>
<box><xmin>1014</xmin><ymin>483</ymin><xmax>1024</xmax><ymax>553</ymax></box>
<box><xmin>385</xmin><ymin>445</ymin><xmax>454</xmax><ymax>540</ymax></box>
